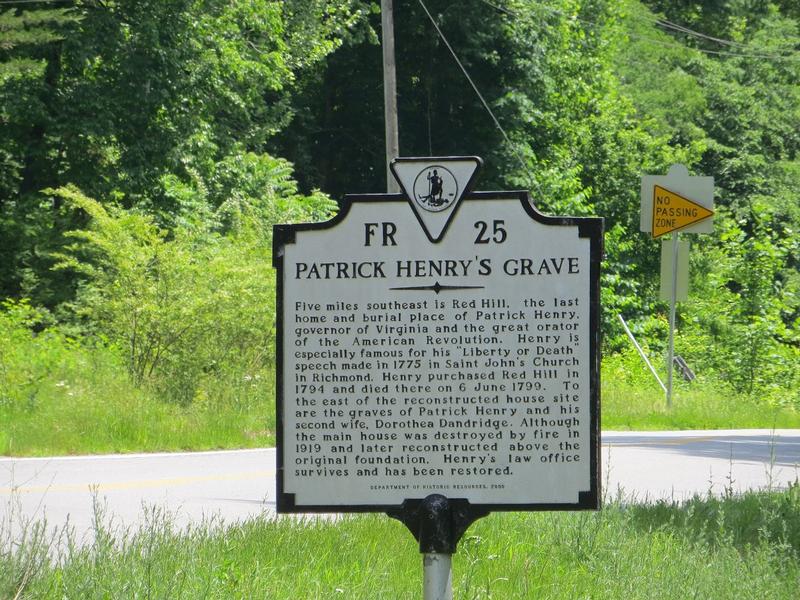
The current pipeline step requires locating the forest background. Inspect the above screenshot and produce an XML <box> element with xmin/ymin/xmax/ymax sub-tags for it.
<box><xmin>1</xmin><ymin>0</ymin><xmax>799</xmax><ymax>454</ymax></box>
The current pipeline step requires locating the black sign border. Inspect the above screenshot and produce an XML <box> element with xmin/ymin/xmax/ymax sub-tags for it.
<box><xmin>273</xmin><ymin>190</ymin><xmax>603</xmax><ymax>514</ymax></box>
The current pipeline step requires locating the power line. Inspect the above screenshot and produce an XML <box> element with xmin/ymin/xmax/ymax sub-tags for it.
<box><xmin>416</xmin><ymin>0</ymin><xmax>539</xmax><ymax>192</ymax></box>
<box><xmin>654</xmin><ymin>18</ymin><xmax>753</xmax><ymax>50</ymax></box>
<box><xmin>563</xmin><ymin>1</ymin><xmax>798</xmax><ymax>60</ymax></box>
<box><xmin>625</xmin><ymin>8</ymin><xmax>756</xmax><ymax>49</ymax></box>
<box><xmin>602</xmin><ymin>7</ymin><xmax>799</xmax><ymax>61</ymax></box>
<box><xmin>631</xmin><ymin>11</ymin><xmax>798</xmax><ymax>52</ymax></box>
<box><xmin>476</xmin><ymin>0</ymin><xmax>800</xmax><ymax>62</ymax></box>
<box><xmin>0</xmin><ymin>0</ymin><xmax>72</xmax><ymax>5</ymax></box>
<box><xmin>475</xmin><ymin>0</ymin><xmax>514</xmax><ymax>18</ymax></box>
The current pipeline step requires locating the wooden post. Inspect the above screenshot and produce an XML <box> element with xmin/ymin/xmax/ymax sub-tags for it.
<box><xmin>381</xmin><ymin>0</ymin><xmax>400</xmax><ymax>193</ymax></box>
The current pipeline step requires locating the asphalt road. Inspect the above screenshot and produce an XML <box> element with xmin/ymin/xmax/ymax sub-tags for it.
<box><xmin>2</xmin><ymin>430</ymin><xmax>799</xmax><ymax>549</ymax></box>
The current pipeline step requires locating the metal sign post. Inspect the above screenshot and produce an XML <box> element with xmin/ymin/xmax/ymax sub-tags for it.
<box><xmin>666</xmin><ymin>233</ymin><xmax>679</xmax><ymax>408</ymax></box>
<box><xmin>617</xmin><ymin>314</ymin><xmax>665</xmax><ymax>393</ymax></box>
<box><xmin>424</xmin><ymin>554</ymin><xmax>452</xmax><ymax>600</ymax></box>
<box><xmin>388</xmin><ymin>495</ymin><xmax>489</xmax><ymax>600</ymax></box>
<box><xmin>274</xmin><ymin>156</ymin><xmax>602</xmax><ymax>596</ymax></box>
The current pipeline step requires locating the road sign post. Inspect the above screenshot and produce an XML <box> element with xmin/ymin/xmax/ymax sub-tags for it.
<box><xmin>660</xmin><ymin>239</ymin><xmax>689</xmax><ymax>302</ymax></box>
<box><xmin>640</xmin><ymin>164</ymin><xmax>714</xmax><ymax>408</ymax></box>
<box><xmin>274</xmin><ymin>157</ymin><xmax>602</xmax><ymax>595</ymax></box>
<box><xmin>667</xmin><ymin>233</ymin><xmax>679</xmax><ymax>407</ymax></box>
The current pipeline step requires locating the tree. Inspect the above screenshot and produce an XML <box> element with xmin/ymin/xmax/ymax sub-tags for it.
<box><xmin>0</xmin><ymin>0</ymin><xmax>369</xmax><ymax>306</ymax></box>
<box><xmin>50</xmin><ymin>159</ymin><xmax>336</xmax><ymax>403</ymax></box>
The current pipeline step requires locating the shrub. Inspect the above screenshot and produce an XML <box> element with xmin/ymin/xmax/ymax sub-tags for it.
<box><xmin>50</xmin><ymin>162</ymin><xmax>335</xmax><ymax>404</ymax></box>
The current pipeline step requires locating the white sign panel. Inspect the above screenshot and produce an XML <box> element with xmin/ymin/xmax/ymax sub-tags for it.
<box><xmin>274</xmin><ymin>167</ymin><xmax>601</xmax><ymax>513</ymax></box>
<box><xmin>660</xmin><ymin>239</ymin><xmax>690</xmax><ymax>302</ymax></box>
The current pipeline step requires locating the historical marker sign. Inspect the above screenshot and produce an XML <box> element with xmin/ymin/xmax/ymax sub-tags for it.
<box><xmin>274</xmin><ymin>157</ymin><xmax>602</xmax><ymax>513</ymax></box>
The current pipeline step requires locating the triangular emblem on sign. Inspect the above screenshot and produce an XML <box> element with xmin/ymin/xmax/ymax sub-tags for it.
<box><xmin>390</xmin><ymin>156</ymin><xmax>482</xmax><ymax>242</ymax></box>
<box><xmin>652</xmin><ymin>185</ymin><xmax>714</xmax><ymax>239</ymax></box>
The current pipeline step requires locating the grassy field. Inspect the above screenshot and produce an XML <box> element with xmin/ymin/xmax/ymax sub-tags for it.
<box><xmin>3</xmin><ymin>487</ymin><xmax>799</xmax><ymax>599</ymax></box>
<box><xmin>0</xmin><ymin>316</ymin><xmax>276</xmax><ymax>456</ymax></box>
<box><xmin>602</xmin><ymin>378</ymin><xmax>800</xmax><ymax>430</ymax></box>
<box><xmin>2</xmin><ymin>316</ymin><xmax>799</xmax><ymax>456</ymax></box>
<box><xmin>0</xmin><ymin>367</ymin><xmax>275</xmax><ymax>456</ymax></box>
<box><xmin>0</xmin><ymin>369</ymin><xmax>276</xmax><ymax>456</ymax></box>
<box><xmin>3</xmin><ymin>314</ymin><xmax>800</xmax><ymax>599</ymax></box>
<box><xmin>601</xmin><ymin>350</ymin><xmax>800</xmax><ymax>430</ymax></box>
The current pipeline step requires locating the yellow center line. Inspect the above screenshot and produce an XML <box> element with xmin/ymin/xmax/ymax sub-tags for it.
<box><xmin>0</xmin><ymin>469</ymin><xmax>276</xmax><ymax>495</ymax></box>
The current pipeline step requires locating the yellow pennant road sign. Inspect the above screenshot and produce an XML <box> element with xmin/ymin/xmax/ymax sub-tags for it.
<box><xmin>652</xmin><ymin>185</ymin><xmax>714</xmax><ymax>238</ymax></box>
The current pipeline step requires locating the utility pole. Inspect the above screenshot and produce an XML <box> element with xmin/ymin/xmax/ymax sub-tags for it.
<box><xmin>381</xmin><ymin>0</ymin><xmax>400</xmax><ymax>193</ymax></box>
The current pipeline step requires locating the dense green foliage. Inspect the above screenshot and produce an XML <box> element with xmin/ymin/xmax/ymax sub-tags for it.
<box><xmin>1</xmin><ymin>0</ymin><xmax>798</xmax><ymax>419</ymax></box>
<box><xmin>4</xmin><ymin>487</ymin><xmax>800</xmax><ymax>597</ymax></box>
<box><xmin>4</xmin><ymin>303</ymin><xmax>800</xmax><ymax>455</ymax></box>
<box><xmin>49</xmin><ymin>178</ymin><xmax>333</xmax><ymax>404</ymax></box>
<box><xmin>0</xmin><ymin>0</ymin><xmax>365</xmax><ymax>303</ymax></box>
<box><xmin>0</xmin><ymin>299</ymin><xmax>276</xmax><ymax>454</ymax></box>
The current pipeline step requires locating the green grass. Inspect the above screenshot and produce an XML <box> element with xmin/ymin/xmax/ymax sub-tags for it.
<box><xmin>601</xmin><ymin>351</ymin><xmax>800</xmax><ymax>431</ymax></box>
<box><xmin>0</xmin><ymin>311</ymin><xmax>275</xmax><ymax>455</ymax></box>
<box><xmin>2</xmin><ymin>308</ymin><xmax>799</xmax><ymax>457</ymax></box>
<box><xmin>0</xmin><ymin>384</ymin><xmax>274</xmax><ymax>456</ymax></box>
<box><xmin>3</xmin><ymin>487</ymin><xmax>800</xmax><ymax>598</ymax></box>
<box><xmin>602</xmin><ymin>378</ymin><xmax>800</xmax><ymax>431</ymax></box>
<box><xmin>0</xmin><ymin>367</ymin><xmax>275</xmax><ymax>456</ymax></box>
